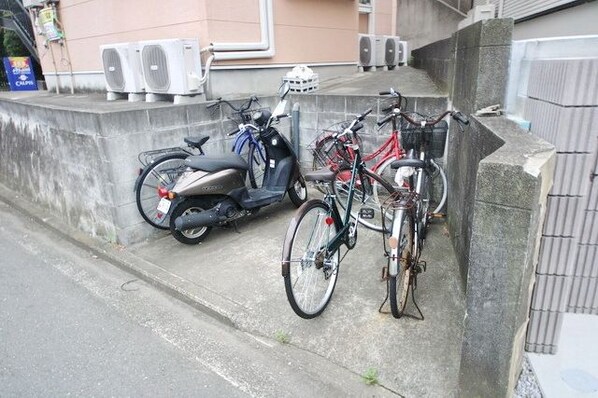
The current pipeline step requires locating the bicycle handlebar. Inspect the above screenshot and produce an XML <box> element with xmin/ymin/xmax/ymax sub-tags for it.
<box><xmin>206</xmin><ymin>95</ymin><xmax>260</xmax><ymax>113</ymax></box>
<box><xmin>377</xmin><ymin>110</ymin><xmax>470</xmax><ymax>128</ymax></box>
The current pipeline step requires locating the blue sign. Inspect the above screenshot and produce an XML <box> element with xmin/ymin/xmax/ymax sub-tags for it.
<box><xmin>3</xmin><ymin>57</ymin><xmax>38</xmax><ymax>91</ymax></box>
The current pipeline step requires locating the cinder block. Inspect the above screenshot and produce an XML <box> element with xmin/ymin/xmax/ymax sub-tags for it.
<box><xmin>530</xmin><ymin>274</ymin><xmax>572</xmax><ymax>311</ymax></box>
<box><xmin>525</xmin><ymin>310</ymin><xmax>564</xmax><ymax>352</ymax></box>
<box><xmin>537</xmin><ymin>236</ymin><xmax>576</xmax><ymax>275</ymax></box>
<box><xmin>551</xmin><ymin>153</ymin><xmax>592</xmax><ymax>196</ymax></box>
<box><xmin>98</xmin><ymin>109</ymin><xmax>151</xmax><ymax>136</ymax></box>
<box><xmin>587</xmin><ymin>181</ymin><xmax>598</xmax><ymax>211</ymax></box>
<box><xmin>316</xmin><ymin>95</ymin><xmax>346</xmax><ymax>113</ymax></box>
<box><xmin>568</xmin><ymin>276</ymin><xmax>598</xmax><ymax>311</ymax></box>
<box><xmin>528</xmin><ymin>59</ymin><xmax>598</xmax><ymax>106</ymax></box>
<box><xmin>573</xmin><ymin>244</ymin><xmax>598</xmax><ymax>277</ymax></box>
<box><xmin>148</xmin><ymin>105</ymin><xmax>189</xmax><ymax>130</ymax></box>
<box><xmin>543</xmin><ymin>195</ymin><xmax>584</xmax><ymax>237</ymax></box>
<box><xmin>580</xmin><ymin>210</ymin><xmax>598</xmax><ymax>244</ymax></box>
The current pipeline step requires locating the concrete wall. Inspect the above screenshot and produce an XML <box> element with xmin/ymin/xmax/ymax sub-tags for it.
<box><xmin>289</xmin><ymin>93</ymin><xmax>448</xmax><ymax>169</ymax></box>
<box><xmin>0</xmin><ymin>90</ymin><xmax>447</xmax><ymax>246</ymax></box>
<box><xmin>0</xmin><ymin>93</ymin><xmax>281</xmax><ymax>245</ymax></box>
<box><xmin>411</xmin><ymin>37</ymin><xmax>452</xmax><ymax>93</ymax></box>
<box><xmin>413</xmin><ymin>18</ymin><xmax>558</xmax><ymax>396</ymax></box>
<box><xmin>454</xmin><ymin>116</ymin><xmax>555</xmax><ymax>397</ymax></box>
<box><xmin>396</xmin><ymin>0</ymin><xmax>469</xmax><ymax>52</ymax></box>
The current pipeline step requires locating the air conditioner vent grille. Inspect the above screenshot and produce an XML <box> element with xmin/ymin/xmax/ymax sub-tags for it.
<box><xmin>359</xmin><ymin>36</ymin><xmax>372</xmax><ymax>65</ymax></box>
<box><xmin>385</xmin><ymin>38</ymin><xmax>396</xmax><ymax>66</ymax></box>
<box><xmin>142</xmin><ymin>45</ymin><xmax>170</xmax><ymax>92</ymax></box>
<box><xmin>102</xmin><ymin>48</ymin><xmax>124</xmax><ymax>91</ymax></box>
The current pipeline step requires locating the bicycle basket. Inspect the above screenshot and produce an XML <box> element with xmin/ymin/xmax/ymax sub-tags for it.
<box><xmin>308</xmin><ymin>121</ymin><xmax>355</xmax><ymax>169</ymax></box>
<box><xmin>429</xmin><ymin>120</ymin><xmax>448</xmax><ymax>159</ymax></box>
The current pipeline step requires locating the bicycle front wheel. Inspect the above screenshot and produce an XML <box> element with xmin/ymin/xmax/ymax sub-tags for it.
<box><xmin>135</xmin><ymin>153</ymin><xmax>188</xmax><ymax>229</ymax></box>
<box><xmin>389</xmin><ymin>209</ymin><xmax>414</xmax><ymax>318</ymax></box>
<box><xmin>282</xmin><ymin>200</ymin><xmax>340</xmax><ymax>319</ymax></box>
<box><xmin>332</xmin><ymin>167</ymin><xmax>395</xmax><ymax>232</ymax></box>
<box><xmin>248</xmin><ymin>139</ymin><xmax>266</xmax><ymax>188</ymax></box>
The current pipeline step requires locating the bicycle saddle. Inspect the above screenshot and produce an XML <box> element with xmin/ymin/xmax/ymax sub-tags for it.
<box><xmin>185</xmin><ymin>154</ymin><xmax>249</xmax><ymax>172</ymax></box>
<box><xmin>391</xmin><ymin>158</ymin><xmax>426</xmax><ymax>169</ymax></box>
<box><xmin>184</xmin><ymin>135</ymin><xmax>210</xmax><ymax>149</ymax></box>
<box><xmin>304</xmin><ymin>167</ymin><xmax>336</xmax><ymax>182</ymax></box>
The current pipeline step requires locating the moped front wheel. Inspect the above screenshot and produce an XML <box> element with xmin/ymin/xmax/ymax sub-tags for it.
<box><xmin>287</xmin><ymin>174</ymin><xmax>308</xmax><ymax>208</ymax></box>
<box><xmin>169</xmin><ymin>199</ymin><xmax>213</xmax><ymax>245</ymax></box>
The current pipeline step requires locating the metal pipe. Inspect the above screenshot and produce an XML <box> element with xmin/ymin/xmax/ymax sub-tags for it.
<box><xmin>210</xmin><ymin>0</ymin><xmax>275</xmax><ymax>60</ymax></box>
<box><xmin>292</xmin><ymin>103</ymin><xmax>300</xmax><ymax>161</ymax></box>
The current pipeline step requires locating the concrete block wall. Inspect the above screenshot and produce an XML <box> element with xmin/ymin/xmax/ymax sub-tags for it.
<box><xmin>288</xmin><ymin>93</ymin><xmax>448</xmax><ymax>170</ymax></box>
<box><xmin>454</xmin><ymin>116</ymin><xmax>555</xmax><ymax>397</ymax></box>
<box><xmin>411</xmin><ymin>37</ymin><xmax>452</xmax><ymax>93</ymax></box>
<box><xmin>0</xmin><ymin>95</ymin><xmax>280</xmax><ymax>245</ymax></box>
<box><xmin>429</xmin><ymin>18</ymin><xmax>556</xmax><ymax>396</ymax></box>
<box><xmin>522</xmin><ymin>58</ymin><xmax>598</xmax><ymax>352</ymax></box>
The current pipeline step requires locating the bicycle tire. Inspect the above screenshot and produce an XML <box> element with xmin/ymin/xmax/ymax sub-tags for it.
<box><xmin>135</xmin><ymin>152</ymin><xmax>188</xmax><ymax>229</ymax></box>
<box><xmin>282</xmin><ymin>200</ymin><xmax>340</xmax><ymax>319</ymax></box>
<box><xmin>247</xmin><ymin>139</ymin><xmax>266</xmax><ymax>189</ymax></box>
<box><xmin>332</xmin><ymin>167</ymin><xmax>395</xmax><ymax>232</ymax></box>
<box><xmin>389</xmin><ymin>209</ymin><xmax>414</xmax><ymax>318</ymax></box>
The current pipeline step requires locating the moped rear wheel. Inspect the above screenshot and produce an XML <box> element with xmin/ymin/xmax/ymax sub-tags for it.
<box><xmin>169</xmin><ymin>198</ymin><xmax>213</xmax><ymax>245</ymax></box>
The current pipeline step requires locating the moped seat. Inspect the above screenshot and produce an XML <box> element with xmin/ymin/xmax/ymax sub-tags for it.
<box><xmin>185</xmin><ymin>154</ymin><xmax>249</xmax><ymax>172</ymax></box>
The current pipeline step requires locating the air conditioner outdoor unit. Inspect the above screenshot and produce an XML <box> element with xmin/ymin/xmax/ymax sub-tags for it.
<box><xmin>375</xmin><ymin>36</ymin><xmax>401</xmax><ymax>68</ymax></box>
<box><xmin>358</xmin><ymin>34</ymin><xmax>376</xmax><ymax>69</ymax></box>
<box><xmin>139</xmin><ymin>39</ymin><xmax>203</xmax><ymax>97</ymax></box>
<box><xmin>397</xmin><ymin>41</ymin><xmax>409</xmax><ymax>65</ymax></box>
<box><xmin>100</xmin><ymin>42</ymin><xmax>145</xmax><ymax>99</ymax></box>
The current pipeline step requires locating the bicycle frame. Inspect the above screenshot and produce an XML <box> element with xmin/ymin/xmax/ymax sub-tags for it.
<box><xmin>322</xmin><ymin>137</ymin><xmax>367</xmax><ymax>256</ymax></box>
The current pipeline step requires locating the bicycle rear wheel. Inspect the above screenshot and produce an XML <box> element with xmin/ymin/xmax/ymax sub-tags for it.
<box><xmin>389</xmin><ymin>209</ymin><xmax>414</xmax><ymax>318</ymax></box>
<box><xmin>332</xmin><ymin>167</ymin><xmax>395</xmax><ymax>232</ymax></box>
<box><xmin>282</xmin><ymin>200</ymin><xmax>340</xmax><ymax>319</ymax></box>
<box><xmin>135</xmin><ymin>153</ymin><xmax>188</xmax><ymax>229</ymax></box>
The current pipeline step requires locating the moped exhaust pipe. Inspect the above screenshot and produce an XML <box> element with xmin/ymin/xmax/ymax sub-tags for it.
<box><xmin>174</xmin><ymin>202</ymin><xmax>238</xmax><ymax>231</ymax></box>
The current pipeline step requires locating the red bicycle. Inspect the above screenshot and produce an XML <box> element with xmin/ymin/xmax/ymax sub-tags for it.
<box><xmin>311</xmin><ymin>89</ymin><xmax>448</xmax><ymax>231</ymax></box>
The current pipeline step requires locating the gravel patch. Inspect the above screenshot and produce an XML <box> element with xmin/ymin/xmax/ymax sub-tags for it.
<box><xmin>515</xmin><ymin>355</ymin><xmax>543</xmax><ymax>398</ymax></box>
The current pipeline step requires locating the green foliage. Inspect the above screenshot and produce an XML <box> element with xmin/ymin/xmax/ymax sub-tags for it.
<box><xmin>274</xmin><ymin>330</ymin><xmax>290</xmax><ymax>344</ymax></box>
<box><xmin>361</xmin><ymin>367</ymin><xmax>379</xmax><ymax>385</ymax></box>
<box><xmin>3</xmin><ymin>29</ymin><xmax>28</xmax><ymax>57</ymax></box>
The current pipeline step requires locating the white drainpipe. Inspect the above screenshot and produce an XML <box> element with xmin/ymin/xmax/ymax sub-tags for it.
<box><xmin>209</xmin><ymin>0</ymin><xmax>275</xmax><ymax>60</ymax></box>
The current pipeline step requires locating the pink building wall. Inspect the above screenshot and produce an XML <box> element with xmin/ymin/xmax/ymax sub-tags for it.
<box><xmin>37</xmin><ymin>0</ymin><xmax>361</xmax><ymax>75</ymax></box>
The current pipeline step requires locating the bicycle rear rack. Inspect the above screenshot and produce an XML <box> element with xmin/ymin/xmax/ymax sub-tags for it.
<box><xmin>137</xmin><ymin>147</ymin><xmax>193</xmax><ymax>168</ymax></box>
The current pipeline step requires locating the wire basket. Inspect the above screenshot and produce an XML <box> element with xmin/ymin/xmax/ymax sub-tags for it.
<box><xmin>399</xmin><ymin>115</ymin><xmax>448</xmax><ymax>158</ymax></box>
<box><xmin>308</xmin><ymin>121</ymin><xmax>356</xmax><ymax>169</ymax></box>
<box><xmin>380</xmin><ymin>190</ymin><xmax>420</xmax><ymax>236</ymax></box>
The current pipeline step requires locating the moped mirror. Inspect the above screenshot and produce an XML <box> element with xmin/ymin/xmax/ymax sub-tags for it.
<box><xmin>279</xmin><ymin>82</ymin><xmax>291</xmax><ymax>99</ymax></box>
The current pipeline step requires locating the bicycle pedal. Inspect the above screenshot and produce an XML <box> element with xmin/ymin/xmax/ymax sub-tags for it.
<box><xmin>430</xmin><ymin>212</ymin><xmax>446</xmax><ymax>219</ymax></box>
